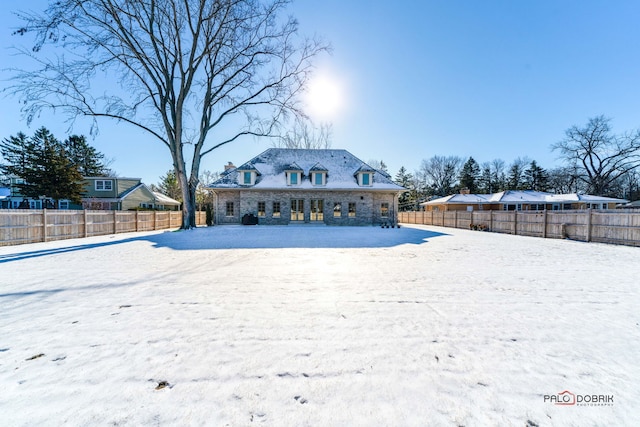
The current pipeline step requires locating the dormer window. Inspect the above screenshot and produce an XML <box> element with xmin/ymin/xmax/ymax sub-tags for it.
<box><xmin>312</xmin><ymin>172</ymin><xmax>326</xmax><ymax>186</ymax></box>
<box><xmin>237</xmin><ymin>170</ymin><xmax>256</xmax><ymax>186</ymax></box>
<box><xmin>287</xmin><ymin>171</ymin><xmax>301</xmax><ymax>185</ymax></box>
<box><xmin>309</xmin><ymin>163</ymin><xmax>327</xmax><ymax>186</ymax></box>
<box><xmin>285</xmin><ymin>162</ymin><xmax>303</xmax><ymax>186</ymax></box>
<box><xmin>354</xmin><ymin>164</ymin><xmax>375</xmax><ymax>187</ymax></box>
<box><xmin>356</xmin><ymin>172</ymin><xmax>373</xmax><ymax>186</ymax></box>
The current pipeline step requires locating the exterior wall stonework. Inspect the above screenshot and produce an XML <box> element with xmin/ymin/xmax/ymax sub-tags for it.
<box><xmin>213</xmin><ymin>189</ymin><xmax>398</xmax><ymax>226</ymax></box>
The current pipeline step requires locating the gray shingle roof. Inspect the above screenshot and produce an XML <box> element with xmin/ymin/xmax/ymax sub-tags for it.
<box><xmin>209</xmin><ymin>148</ymin><xmax>403</xmax><ymax>191</ymax></box>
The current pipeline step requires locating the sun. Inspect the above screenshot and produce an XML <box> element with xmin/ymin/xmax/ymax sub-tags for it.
<box><xmin>305</xmin><ymin>74</ymin><xmax>344</xmax><ymax>120</ymax></box>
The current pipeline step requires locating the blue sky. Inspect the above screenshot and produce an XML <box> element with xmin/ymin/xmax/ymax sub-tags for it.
<box><xmin>2</xmin><ymin>0</ymin><xmax>640</xmax><ymax>185</ymax></box>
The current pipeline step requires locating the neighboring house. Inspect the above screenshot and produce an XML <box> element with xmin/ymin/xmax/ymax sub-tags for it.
<box><xmin>421</xmin><ymin>190</ymin><xmax>627</xmax><ymax>212</ymax></box>
<box><xmin>0</xmin><ymin>176</ymin><xmax>46</xmax><ymax>209</ymax></box>
<box><xmin>208</xmin><ymin>148</ymin><xmax>405</xmax><ymax>225</ymax></box>
<box><xmin>80</xmin><ymin>177</ymin><xmax>180</xmax><ymax>211</ymax></box>
<box><xmin>0</xmin><ymin>175</ymin><xmax>180</xmax><ymax>210</ymax></box>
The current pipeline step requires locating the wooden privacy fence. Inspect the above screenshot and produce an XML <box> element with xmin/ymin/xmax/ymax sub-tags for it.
<box><xmin>398</xmin><ymin>209</ymin><xmax>640</xmax><ymax>247</ymax></box>
<box><xmin>0</xmin><ymin>210</ymin><xmax>207</xmax><ymax>246</ymax></box>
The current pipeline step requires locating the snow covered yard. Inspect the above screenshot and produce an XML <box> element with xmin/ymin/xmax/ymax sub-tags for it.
<box><xmin>1</xmin><ymin>224</ymin><xmax>639</xmax><ymax>426</ymax></box>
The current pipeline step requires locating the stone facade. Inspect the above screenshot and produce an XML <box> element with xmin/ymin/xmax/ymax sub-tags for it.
<box><xmin>213</xmin><ymin>189</ymin><xmax>399</xmax><ymax>226</ymax></box>
<box><xmin>208</xmin><ymin>148</ymin><xmax>405</xmax><ymax>225</ymax></box>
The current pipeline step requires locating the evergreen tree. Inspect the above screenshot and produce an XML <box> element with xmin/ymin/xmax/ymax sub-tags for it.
<box><xmin>1</xmin><ymin>127</ymin><xmax>84</xmax><ymax>206</ymax></box>
<box><xmin>478</xmin><ymin>163</ymin><xmax>493</xmax><ymax>193</ymax></box>
<box><xmin>394</xmin><ymin>166</ymin><xmax>418</xmax><ymax>210</ymax></box>
<box><xmin>0</xmin><ymin>132</ymin><xmax>35</xmax><ymax>180</ymax></box>
<box><xmin>156</xmin><ymin>170</ymin><xmax>182</xmax><ymax>202</ymax></box>
<box><xmin>507</xmin><ymin>157</ymin><xmax>529</xmax><ymax>190</ymax></box>
<box><xmin>458</xmin><ymin>157</ymin><xmax>480</xmax><ymax>193</ymax></box>
<box><xmin>64</xmin><ymin>135</ymin><xmax>108</xmax><ymax>176</ymax></box>
<box><xmin>523</xmin><ymin>160</ymin><xmax>549</xmax><ymax>191</ymax></box>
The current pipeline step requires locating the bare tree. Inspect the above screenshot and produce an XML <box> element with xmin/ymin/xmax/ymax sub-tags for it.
<box><xmin>548</xmin><ymin>166</ymin><xmax>582</xmax><ymax>194</ymax></box>
<box><xmin>196</xmin><ymin>169</ymin><xmax>220</xmax><ymax>209</ymax></box>
<box><xmin>416</xmin><ymin>155</ymin><xmax>463</xmax><ymax>197</ymax></box>
<box><xmin>552</xmin><ymin>116</ymin><xmax>640</xmax><ymax>197</ymax></box>
<box><xmin>10</xmin><ymin>0</ymin><xmax>327</xmax><ymax>228</ymax></box>
<box><xmin>273</xmin><ymin>116</ymin><xmax>332</xmax><ymax>149</ymax></box>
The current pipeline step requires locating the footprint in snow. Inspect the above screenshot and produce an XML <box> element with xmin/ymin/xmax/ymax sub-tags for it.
<box><xmin>294</xmin><ymin>396</ymin><xmax>308</xmax><ymax>404</ymax></box>
<box><xmin>26</xmin><ymin>353</ymin><xmax>45</xmax><ymax>361</ymax></box>
<box><xmin>152</xmin><ymin>380</ymin><xmax>171</xmax><ymax>390</ymax></box>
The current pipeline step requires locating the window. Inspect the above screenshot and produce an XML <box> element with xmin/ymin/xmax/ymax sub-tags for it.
<box><xmin>333</xmin><ymin>202</ymin><xmax>342</xmax><ymax>217</ymax></box>
<box><xmin>95</xmin><ymin>180</ymin><xmax>113</xmax><ymax>191</ymax></box>
<box><xmin>257</xmin><ymin>201</ymin><xmax>266</xmax><ymax>217</ymax></box>
<box><xmin>243</xmin><ymin>171</ymin><xmax>252</xmax><ymax>185</ymax></box>
<box><xmin>58</xmin><ymin>200</ymin><xmax>70</xmax><ymax>210</ymax></box>
<box><xmin>289</xmin><ymin>172</ymin><xmax>299</xmax><ymax>185</ymax></box>
<box><xmin>348</xmin><ymin>202</ymin><xmax>356</xmax><ymax>218</ymax></box>
<box><xmin>362</xmin><ymin>173</ymin><xmax>370</xmax><ymax>186</ymax></box>
<box><xmin>225</xmin><ymin>201</ymin><xmax>234</xmax><ymax>216</ymax></box>
<box><xmin>273</xmin><ymin>202</ymin><xmax>281</xmax><ymax>218</ymax></box>
<box><xmin>381</xmin><ymin>202</ymin><xmax>389</xmax><ymax>218</ymax></box>
<box><xmin>313</xmin><ymin>172</ymin><xmax>325</xmax><ymax>186</ymax></box>
<box><xmin>563</xmin><ymin>203</ymin><xmax>572</xmax><ymax>210</ymax></box>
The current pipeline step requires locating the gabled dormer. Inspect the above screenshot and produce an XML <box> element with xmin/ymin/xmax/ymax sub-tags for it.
<box><xmin>354</xmin><ymin>164</ymin><xmax>376</xmax><ymax>187</ymax></box>
<box><xmin>236</xmin><ymin>162</ymin><xmax>260</xmax><ymax>186</ymax></box>
<box><xmin>285</xmin><ymin>162</ymin><xmax>303</xmax><ymax>186</ymax></box>
<box><xmin>309</xmin><ymin>163</ymin><xmax>328</xmax><ymax>186</ymax></box>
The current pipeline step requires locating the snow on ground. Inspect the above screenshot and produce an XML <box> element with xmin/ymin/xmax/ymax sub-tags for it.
<box><xmin>1</xmin><ymin>224</ymin><xmax>639</xmax><ymax>426</ymax></box>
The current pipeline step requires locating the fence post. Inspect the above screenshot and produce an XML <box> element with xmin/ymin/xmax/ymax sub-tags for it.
<box><xmin>154</xmin><ymin>210</ymin><xmax>157</xmax><ymax>230</ymax></box>
<box><xmin>586</xmin><ymin>208</ymin><xmax>592</xmax><ymax>242</ymax></box>
<box><xmin>431</xmin><ymin>210</ymin><xmax>434</xmax><ymax>225</ymax></box>
<box><xmin>513</xmin><ymin>211</ymin><xmax>517</xmax><ymax>235</ymax></box>
<box><xmin>113</xmin><ymin>211</ymin><xmax>117</xmax><ymax>234</ymax></box>
<box><xmin>135</xmin><ymin>210</ymin><xmax>139</xmax><ymax>232</ymax></box>
<box><xmin>454</xmin><ymin>210</ymin><xmax>458</xmax><ymax>229</ymax></box>
<box><xmin>542</xmin><ymin>209</ymin><xmax>547</xmax><ymax>239</ymax></box>
<box><xmin>42</xmin><ymin>208</ymin><xmax>48</xmax><ymax>243</ymax></box>
<box><xmin>84</xmin><ymin>210</ymin><xmax>88</xmax><ymax>238</ymax></box>
<box><xmin>490</xmin><ymin>210</ymin><xmax>493</xmax><ymax>231</ymax></box>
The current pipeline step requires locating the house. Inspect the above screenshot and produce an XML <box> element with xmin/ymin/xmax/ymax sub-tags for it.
<box><xmin>0</xmin><ymin>175</ymin><xmax>180</xmax><ymax>210</ymax></box>
<box><xmin>421</xmin><ymin>190</ymin><xmax>627</xmax><ymax>212</ymax></box>
<box><xmin>0</xmin><ymin>176</ymin><xmax>46</xmax><ymax>209</ymax></box>
<box><xmin>80</xmin><ymin>177</ymin><xmax>180</xmax><ymax>211</ymax></box>
<box><xmin>208</xmin><ymin>148</ymin><xmax>405</xmax><ymax>225</ymax></box>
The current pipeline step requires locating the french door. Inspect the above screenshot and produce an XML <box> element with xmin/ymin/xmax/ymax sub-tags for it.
<box><xmin>290</xmin><ymin>199</ymin><xmax>304</xmax><ymax>221</ymax></box>
<box><xmin>310</xmin><ymin>199</ymin><xmax>324</xmax><ymax>222</ymax></box>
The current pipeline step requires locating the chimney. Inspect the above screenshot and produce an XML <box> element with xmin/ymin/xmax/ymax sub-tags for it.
<box><xmin>224</xmin><ymin>162</ymin><xmax>236</xmax><ymax>171</ymax></box>
<box><xmin>460</xmin><ymin>187</ymin><xmax>471</xmax><ymax>195</ymax></box>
